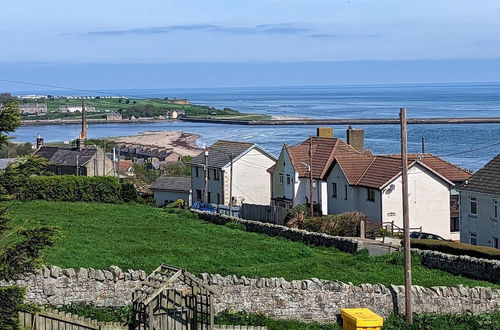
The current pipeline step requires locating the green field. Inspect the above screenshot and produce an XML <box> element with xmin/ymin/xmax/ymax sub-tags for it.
<box><xmin>7</xmin><ymin>201</ymin><xmax>499</xmax><ymax>288</ymax></box>
<box><xmin>21</xmin><ymin>97</ymin><xmax>271</xmax><ymax>120</ymax></box>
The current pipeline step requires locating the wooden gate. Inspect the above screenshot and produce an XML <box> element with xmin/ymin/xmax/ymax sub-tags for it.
<box><xmin>133</xmin><ymin>264</ymin><xmax>216</xmax><ymax>330</ymax></box>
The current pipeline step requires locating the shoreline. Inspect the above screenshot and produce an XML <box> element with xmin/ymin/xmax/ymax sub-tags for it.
<box><xmin>111</xmin><ymin>131</ymin><xmax>202</xmax><ymax>157</ymax></box>
<box><xmin>21</xmin><ymin>116</ymin><xmax>500</xmax><ymax>127</ymax></box>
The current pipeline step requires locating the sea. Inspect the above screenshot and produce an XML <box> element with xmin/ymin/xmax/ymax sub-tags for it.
<box><xmin>10</xmin><ymin>82</ymin><xmax>500</xmax><ymax>171</ymax></box>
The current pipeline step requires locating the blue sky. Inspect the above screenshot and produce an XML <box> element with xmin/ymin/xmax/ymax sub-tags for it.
<box><xmin>1</xmin><ymin>0</ymin><xmax>500</xmax><ymax>88</ymax></box>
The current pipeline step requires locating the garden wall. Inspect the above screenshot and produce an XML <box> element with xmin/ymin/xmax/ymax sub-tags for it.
<box><xmin>414</xmin><ymin>249</ymin><xmax>500</xmax><ymax>284</ymax></box>
<box><xmin>2</xmin><ymin>266</ymin><xmax>499</xmax><ymax>322</ymax></box>
<box><xmin>192</xmin><ymin>210</ymin><xmax>363</xmax><ymax>254</ymax></box>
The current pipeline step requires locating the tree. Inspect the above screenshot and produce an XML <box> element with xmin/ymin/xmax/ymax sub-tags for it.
<box><xmin>0</xmin><ymin>103</ymin><xmax>57</xmax><ymax>282</ymax></box>
<box><xmin>0</xmin><ymin>206</ymin><xmax>58</xmax><ymax>281</ymax></box>
<box><xmin>0</xmin><ymin>156</ymin><xmax>50</xmax><ymax>195</ymax></box>
<box><xmin>0</xmin><ymin>142</ymin><xmax>33</xmax><ymax>158</ymax></box>
<box><xmin>0</xmin><ymin>103</ymin><xmax>21</xmax><ymax>149</ymax></box>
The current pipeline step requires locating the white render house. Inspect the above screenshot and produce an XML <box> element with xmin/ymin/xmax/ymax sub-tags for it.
<box><xmin>459</xmin><ymin>155</ymin><xmax>500</xmax><ymax>248</ymax></box>
<box><xmin>268</xmin><ymin>127</ymin><xmax>371</xmax><ymax>214</ymax></box>
<box><xmin>190</xmin><ymin>140</ymin><xmax>276</xmax><ymax>206</ymax></box>
<box><xmin>327</xmin><ymin>155</ymin><xmax>471</xmax><ymax>240</ymax></box>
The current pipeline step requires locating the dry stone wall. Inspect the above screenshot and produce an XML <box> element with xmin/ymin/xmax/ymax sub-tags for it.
<box><xmin>193</xmin><ymin>210</ymin><xmax>363</xmax><ymax>254</ymax></box>
<box><xmin>414</xmin><ymin>249</ymin><xmax>500</xmax><ymax>284</ymax></box>
<box><xmin>2</xmin><ymin>266</ymin><xmax>500</xmax><ymax>322</ymax></box>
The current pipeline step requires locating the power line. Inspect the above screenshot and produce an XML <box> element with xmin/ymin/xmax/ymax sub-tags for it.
<box><xmin>0</xmin><ymin>78</ymin><xmax>146</xmax><ymax>99</ymax></box>
<box><xmin>437</xmin><ymin>141</ymin><xmax>500</xmax><ymax>158</ymax></box>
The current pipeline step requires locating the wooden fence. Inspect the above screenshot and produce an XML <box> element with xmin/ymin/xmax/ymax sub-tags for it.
<box><xmin>240</xmin><ymin>203</ymin><xmax>288</xmax><ymax>226</ymax></box>
<box><xmin>19</xmin><ymin>309</ymin><xmax>126</xmax><ymax>330</ymax></box>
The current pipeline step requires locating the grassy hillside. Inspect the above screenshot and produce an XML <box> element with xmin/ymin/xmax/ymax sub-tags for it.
<box><xmin>21</xmin><ymin>97</ymin><xmax>271</xmax><ymax>120</ymax></box>
<box><xmin>7</xmin><ymin>201</ymin><xmax>499</xmax><ymax>288</ymax></box>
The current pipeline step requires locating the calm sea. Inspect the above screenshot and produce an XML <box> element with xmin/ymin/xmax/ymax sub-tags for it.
<box><xmin>10</xmin><ymin>83</ymin><xmax>500</xmax><ymax>171</ymax></box>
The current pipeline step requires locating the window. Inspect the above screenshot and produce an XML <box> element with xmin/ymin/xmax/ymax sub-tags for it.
<box><xmin>470</xmin><ymin>197</ymin><xmax>477</xmax><ymax>215</ymax></box>
<box><xmin>344</xmin><ymin>185</ymin><xmax>348</xmax><ymax>200</ymax></box>
<box><xmin>286</xmin><ymin>174</ymin><xmax>291</xmax><ymax>185</ymax></box>
<box><xmin>367</xmin><ymin>188</ymin><xmax>376</xmax><ymax>201</ymax></box>
<box><xmin>332</xmin><ymin>182</ymin><xmax>337</xmax><ymax>198</ymax></box>
<box><xmin>213</xmin><ymin>169</ymin><xmax>220</xmax><ymax>181</ymax></box>
<box><xmin>195</xmin><ymin>167</ymin><xmax>199</xmax><ymax>177</ymax></box>
<box><xmin>494</xmin><ymin>200</ymin><xmax>498</xmax><ymax>219</ymax></box>
<box><xmin>207</xmin><ymin>192</ymin><xmax>211</xmax><ymax>203</ymax></box>
<box><xmin>279</xmin><ymin>173</ymin><xmax>284</xmax><ymax>184</ymax></box>
<box><xmin>450</xmin><ymin>217</ymin><xmax>460</xmax><ymax>232</ymax></box>
<box><xmin>493</xmin><ymin>236</ymin><xmax>498</xmax><ymax>249</ymax></box>
<box><xmin>196</xmin><ymin>189</ymin><xmax>202</xmax><ymax>201</ymax></box>
<box><xmin>217</xmin><ymin>193</ymin><xmax>221</xmax><ymax>205</ymax></box>
<box><xmin>470</xmin><ymin>232</ymin><xmax>477</xmax><ymax>245</ymax></box>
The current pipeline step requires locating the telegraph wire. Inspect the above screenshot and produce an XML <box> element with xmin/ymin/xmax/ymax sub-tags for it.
<box><xmin>437</xmin><ymin>141</ymin><xmax>500</xmax><ymax>158</ymax></box>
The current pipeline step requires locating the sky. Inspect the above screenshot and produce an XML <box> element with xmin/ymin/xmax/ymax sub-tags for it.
<box><xmin>1</xmin><ymin>0</ymin><xmax>500</xmax><ymax>89</ymax></box>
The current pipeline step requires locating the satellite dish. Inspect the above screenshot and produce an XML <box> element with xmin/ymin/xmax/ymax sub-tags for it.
<box><xmin>389</xmin><ymin>184</ymin><xmax>396</xmax><ymax>190</ymax></box>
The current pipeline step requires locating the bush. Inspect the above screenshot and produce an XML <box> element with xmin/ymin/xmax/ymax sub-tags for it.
<box><xmin>166</xmin><ymin>199</ymin><xmax>185</xmax><ymax>209</ymax></box>
<box><xmin>411</xmin><ymin>239</ymin><xmax>500</xmax><ymax>261</ymax></box>
<box><xmin>286</xmin><ymin>204</ymin><xmax>310</xmax><ymax>229</ymax></box>
<box><xmin>53</xmin><ymin>303</ymin><xmax>131</xmax><ymax>324</ymax></box>
<box><xmin>384</xmin><ymin>311</ymin><xmax>500</xmax><ymax>329</ymax></box>
<box><xmin>20</xmin><ymin>176</ymin><xmax>121</xmax><ymax>203</ymax></box>
<box><xmin>0</xmin><ymin>286</ymin><xmax>25</xmax><ymax>330</ymax></box>
<box><xmin>120</xmin><ymin>182</ymin><xmax>139</xmax><ymax>202</ymax></box>
<box><xmin>304</xmin><ymin>211</ymin><xmax>366</xmax><ymax>237</ymax></box>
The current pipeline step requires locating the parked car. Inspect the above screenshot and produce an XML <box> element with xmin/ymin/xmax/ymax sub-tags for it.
<box><xmin>410</xmin><ymin>231</ymin><xmax>448</xmax><ymax>241</ymax></box>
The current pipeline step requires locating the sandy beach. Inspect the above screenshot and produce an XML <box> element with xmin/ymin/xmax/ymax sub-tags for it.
<box><xmin>113</xmin><ymin>131</ymin><xmax>202</xmax><ymax>156</ymax></box>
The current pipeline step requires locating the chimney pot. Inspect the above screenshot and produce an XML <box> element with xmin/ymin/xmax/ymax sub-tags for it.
<box><xmin>36</xmin><ymin>135</ymin><xmax>44</xmax><ymax>149</ymax></box>
<box><xmin>346</xmin><ymin>127</ymin><xmax>365</xmax><ymax>151</ymax></box>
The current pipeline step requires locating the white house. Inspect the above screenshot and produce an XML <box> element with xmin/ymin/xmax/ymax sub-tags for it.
<box><xmin>150</xmin><ymin>176</ymin><xmax>192</xmax><ymax>207</ymax></box>
<box><xmin>268</xmin><ymin>127</ymin><xmax>370</xmax><ymax>214</ymax></box>
<box><xmin>190</xmin><ymin>140</ymin><xmax>276</xmax><ymax>206</ymax></box>
<box><xmin>459</xmin><ymin>154</ymin><xmax>500</xmax><ymax>248</ymax></box>
<box><xmin>327</xmin><ymin>154</ymin><xmax>471</xmax><ymax>240</ymax></box>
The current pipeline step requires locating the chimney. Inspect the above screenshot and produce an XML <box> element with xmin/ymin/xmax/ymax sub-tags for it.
<box><xmin>36</xmin><ymin>134</ymin><xmax>44</xmax><ymax>149</ymax></box>
<box><xmin>79</xmin><ymin>100</ymin><xmax>87</xmax><ymax>140</ymax></box>
<box><xmin>76</xmin><ymin>138</ymin><xmax>85</xmax><ymax>149</ymax></box>
<box><xmin>346</xmin><ymin>126</ymin><xmax>365</xmax><ymax>151</ymax></box>
<box><xmin>316</xmin><ymin>127</ymin><xmax>334</xmax><ymax>138</ymax></box>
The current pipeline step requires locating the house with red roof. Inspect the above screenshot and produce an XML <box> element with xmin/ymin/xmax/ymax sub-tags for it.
<box><xmin>326</xmin><ymin>154</ymin><xmax>471</xmax><ymax>240</ymax></box>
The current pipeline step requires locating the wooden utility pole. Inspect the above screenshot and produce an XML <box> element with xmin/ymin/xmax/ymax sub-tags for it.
<box><xmin>117</xmin><ymin>146</ymin><xmax>121</xmax><ymax>178</ymax></box>
<box><xmin>204</xmin><ymin>146</ymin><xmax>209</xmax><ymax>203</ymax></box>
<box><xmin>309</xmin><ymin>136</ymin><xmax>314</xmax><ymax>217</ymax></box>
<box><xmin>421</xmin><ymin>137</ymin><xmax>425</xmax><ymax>154</ymax></box>
<box><xmin>229</xmin><ymin>153</ymin><xmax>234</xmax><ymax>211</ymax></box>
<box><xmin>400</xmin><ymin>107</ymin><xmax>413</xmax><ymax>324</ymax></box>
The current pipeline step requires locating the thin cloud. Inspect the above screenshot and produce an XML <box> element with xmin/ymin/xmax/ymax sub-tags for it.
<box><xmin>309</xmin><ymin>33</ymin><xmax>378</xmax><ymax>39</ymax></box>
<box><xmin>88</xmin><ymin>23</ymin><xmax>310</xmax><ymax>36</ymax></box>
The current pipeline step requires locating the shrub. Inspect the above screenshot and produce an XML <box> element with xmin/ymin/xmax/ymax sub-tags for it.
<box><xmin>119</xmin><ymin>182</ymin><xmax>139</xmax><ymax>202</ymax></box>
<box><xmin>411</xmin><ymin>239</ymin><xmax>500</xmax><ymax>261</ymax></box>
<box><xmin>304</xmin><ymin>211</ymin><xmax>366</xmax><ymax>237</ymax></box>
<box><xmin>286</xmin><ymin>204</ymin><xmax>309</xmax><ymax>229</ymax></box>
<box><xmin>53</xmin><ymin>303</ymin><xmax>131</xmax><ymax>324</ymax></box>
<box><xmin>166</xmin><ymin>199</ymin><xmax>185</xmax><ymax>209</ymax></box>
<box><xmin>0</xmin><ymin>286</ymin><xmax>25</xmax><ymax>330</ymax></box>
<box><xmin>20</xmin><ymin>176</ymin><xmax>121</xmax><ymax>203</ymax></box>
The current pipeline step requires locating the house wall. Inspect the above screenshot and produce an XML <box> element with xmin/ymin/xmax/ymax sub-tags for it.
<box><xmin>85</xmin><ymin>149</ymin><xmax>114</xmax><ymax>176</ymax></box>
<box><xmin>231</xmin><ymin>148</ymin><xmax>276</xmax><ymax>205</ymax></box>
<box><xmin>271</xmin><ymin>148</ymin><xmax>295</xmax><ymax>201</ymax></box>
<box><xmin>460</xmin><ymin>190</ymin><xmax>499</xmax><ymax>248</ymax></box>
<box><xmin>326</xmin><ymin>164</ymin><xmax>355</xmax><ymax>214</ymax></box>
<box><xmin>382</xmin><ymin>164</ymin><xmax>452</xmax><ymax>239</ymax></box>
<box><xmin>191</xmin><ymin>165</ymin><xmax>224</xmax><ymax>204</ymax></box>
<box><xmin>153</xmin><ymin>190</ymin><xmax>191</xmax><ymax>207</ymax></box>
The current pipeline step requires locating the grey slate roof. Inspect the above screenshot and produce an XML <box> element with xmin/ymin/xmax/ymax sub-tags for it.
<box><xmin>0</xmin><ymin>158</ymin><xmax>16</xmax><ymax>170</ymax></box>
<box><xmin>461</xmin><ymin>154</ymin><xmax>500</xmax><ymax>195</ymax></box>
<box><xmin>190</xmin><ymin>140</ymin><xmax>255</xmax><ymax>168</ymax></box>
<box><xmin>150</xmin><ymin>176</ymin><xmax>191</xmax><ymax>192</ymax></box>
<box><xmin>35</xmin><ymin>146</ymin><xmax>98</xmax><ymax>166</ymax></box>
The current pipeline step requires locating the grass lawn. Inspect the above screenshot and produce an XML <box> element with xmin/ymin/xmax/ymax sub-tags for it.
<box><xmin>7</xmin><ymin>201</ymin><xmax>499</xmax><ymax>288</ymax></box>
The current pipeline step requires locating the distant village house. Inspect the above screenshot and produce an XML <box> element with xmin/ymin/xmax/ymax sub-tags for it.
<box><xmin>58</xmin><ymin>104</ymin><xmax>96</xmax><ymax>113</ymax></box>
<box><xmin>19</xmin><ymin>103</ymin><xmax>47</xmax><ymax>115</ymax></box>
<box><xmin>106</xmin><ymin>112</ymin><xmax>122</xmax><ymax>121</ymax></box>
<box><xmin>150</xmin><ymin>176</ymin><xmax>192</xmax><ymax>207</ymax></box>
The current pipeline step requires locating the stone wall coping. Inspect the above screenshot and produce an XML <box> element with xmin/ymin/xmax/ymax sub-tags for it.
<box><xmin>14</xmin><ymin>265</ymin><xmax>497</xmax><ymax>299</ymax></box>
<box><xmin>412</xmin><ymin>248</ymin><xmax>500</xmax><ymax>265</ymax></box>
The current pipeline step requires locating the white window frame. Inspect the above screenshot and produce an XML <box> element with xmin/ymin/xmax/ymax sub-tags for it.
<box><xmin>470</xmin><ymin>196</ymin><xmax>477</xmax><ymax>215</ymax></box>
<box><xmin>286</xmin><ymin>174</ymin><xmax>291</xmax><ymax>185</ymax></box>
<box><xmin>493</xmin><ymin>200</ymin><xmax>498</xmax><ymax>220</ymax></box>
<box><xmin>279</xmin><ymin>173</ymin><xmax>284</xmax><ymax>184</ymax></box>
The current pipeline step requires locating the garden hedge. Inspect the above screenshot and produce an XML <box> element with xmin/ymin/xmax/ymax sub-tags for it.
<box><xmin>411</xmin><ymin>239</ymin><xmax>500</xmax><ymax>260</ymax></box>
<box><xmin>0</xmin><ymin>286</ymin><xmax>24</xmax><ymax>330</ymax></box>
<box><xmin>20</xmin><ymin>176</ymin><xmax>121</xmax><ymax>203</ymax></box>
